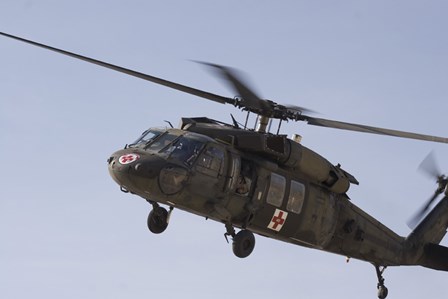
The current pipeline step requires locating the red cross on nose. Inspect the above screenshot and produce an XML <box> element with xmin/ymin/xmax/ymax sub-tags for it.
<box><xmin>119</xmin><ymin>153</ymin><xmax>140</xmax><ymax>165</ymax></box>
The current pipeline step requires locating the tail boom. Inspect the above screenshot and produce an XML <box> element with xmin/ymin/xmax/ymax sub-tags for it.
<box><xmin>405</xmin><ymin>196</ymin><xmax>448</xmax><ymax>271</ymax></box>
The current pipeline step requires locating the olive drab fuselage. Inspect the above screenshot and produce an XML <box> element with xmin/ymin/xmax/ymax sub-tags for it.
<box><xmin>108</xmin><ymin>118</ymin><xmax>417</xmax><ymax>267</ymax></box>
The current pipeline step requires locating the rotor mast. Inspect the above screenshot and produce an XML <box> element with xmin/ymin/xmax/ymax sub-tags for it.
<box><xmin>256</xmin><ymin>115</ymin><xmax>270</xmax><ymax>133</ymax></box>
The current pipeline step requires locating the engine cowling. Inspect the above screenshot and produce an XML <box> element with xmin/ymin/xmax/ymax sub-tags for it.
<box><xmin>180</xmin><ymin>119</ymin><xmax>357</xmax><ymax>194</ymax></box>
<box><xmin>281</xmin><ymin>139</ymin><xmax>356</xmax><ymax>194</ymax></box>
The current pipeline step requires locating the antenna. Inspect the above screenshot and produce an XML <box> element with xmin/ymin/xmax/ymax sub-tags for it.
<box><xmin>164</xmin><ymin>120</ymin><xmax>174</xmax><ymax>128</ymax></box>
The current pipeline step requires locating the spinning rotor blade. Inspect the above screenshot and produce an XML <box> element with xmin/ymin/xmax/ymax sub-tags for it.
<box><xmin>199</xmin><ymin>62</ymin><xmax>315</xmax><ymax>119</ymax></box>
<box><xmin>408</xmin><ymin>153</ymin><xmax>448</xmax><ymax>228</ymax></box>
<box><xmin>197</xmin><ymin>62</ymin><xmax>277</xmax><ymax>115</ymax></box>
<box><xmin>418</xmin><ymin>151</ymin><xmax>442</xmax><ymax>179</ymax></box>
<box><xmin>300</xmin><ymin>115</ymin><xmax>448</xmax><ymax>144</ymax></box>
<box><xmin>407</xmin><ymin>189</ymin><xmax>442</xmax><ymax>229</ymax></box>
<box><xmin>0</xmin><ymin>32</ymin><xmax>236</xmax><ymax>106</ymax></box>
<box><xmin>1</xmin><ymin>31</ymin><xmax>448</xmax><ymax>144</ymax></box>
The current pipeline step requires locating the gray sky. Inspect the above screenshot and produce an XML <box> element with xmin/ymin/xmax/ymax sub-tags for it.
<box><xmin>1</xmin><ymin>1</ymin><xmax>447</xmax><ymax>298</ymax></box>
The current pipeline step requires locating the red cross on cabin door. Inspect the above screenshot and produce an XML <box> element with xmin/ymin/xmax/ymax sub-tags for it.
<box><xmin>267</xmin><ymin>209</ymin><xmax>288</xmax><ymax>232</ymax></box>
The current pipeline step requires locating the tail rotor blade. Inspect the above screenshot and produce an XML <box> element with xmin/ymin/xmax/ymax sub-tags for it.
<box><xmin>409</xmin><ymin>153</ymin><xmax>447</xmax><ymax>229</ymax></box>
<box><xmin>407</xmin><ymin>190</ymin><xmax>442</xmax><ymax>228</ymax></box>
<box><xmin>418</xmin><ymin>151</ymin><xmax>442</xmax><ymax>180</ymax></box>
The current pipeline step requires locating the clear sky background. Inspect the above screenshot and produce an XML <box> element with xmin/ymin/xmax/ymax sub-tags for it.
<box><xmin>1</xmin><ymin>1</ymin><xmax>447</xmax><ymax>298</ymax></box>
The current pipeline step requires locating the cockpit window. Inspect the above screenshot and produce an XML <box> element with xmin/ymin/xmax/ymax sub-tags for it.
<box><xmin>161</xmin><ymin>135</ymin><xmax>205</xmax><ymax>166</ymax></box>
<box><xmin>196</xmin><ymin>146</ymin><xmax>225</xmax><ymax>177</ymax></box>
<box><xmin>129</xmin><ymin>129</ymin><xmax>163</xmax><ymax>148</ymax></box>
<box><xmin>146</xmin><ymin>133</ymin><xmax>178</xmax><ymax>152</ymax></box>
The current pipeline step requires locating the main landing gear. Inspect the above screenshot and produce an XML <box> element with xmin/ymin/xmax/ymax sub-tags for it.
<box><xmin>146</xmin><ymin>201</ymin><xmax>173</xmax><ymax>234</ymax></box>
<box><xmin>145</xmin><ymin>201</ymin><xmax>256</xmax><ymax>258</ymax></box>
<box><xmin>374</xmin><ymin>265</ymin><xmax>388</xmax><ymax>299</ymax></box>
<box><xmin>225</xmin><ymin>224</ymin><xmax>256</xmax><ymax>258</ymax></box>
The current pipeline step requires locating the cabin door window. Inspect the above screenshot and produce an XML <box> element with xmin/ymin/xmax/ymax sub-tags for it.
<box><xmin>266</xmin><ymin>173</ymin><xmax>286</xmax><ymax>207</ymax></box>
<box><xmin>287</xmin><ymin>181</ymin><xmax>305</xmax><ymax>214</ymax></box>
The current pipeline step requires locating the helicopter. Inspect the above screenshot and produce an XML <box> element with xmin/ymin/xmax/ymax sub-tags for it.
<box><xmin>1</xmin><ymin>31</ymin><xmax>447</xmax><ymax>299</ymax></box>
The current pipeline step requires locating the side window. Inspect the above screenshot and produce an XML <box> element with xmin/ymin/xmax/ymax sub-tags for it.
<box><xmin>227</xmin><ymin>154</ymin><xmax>241</xmax><ymax>191</ymax></box>
<box><xmin>266</xmin><ymin>173</ymin><xmax>286</xmax><ymax>207</ymax></box>
<box><xmin>163</xmin><ymin>136</ymin><xmax>204</xmax><ymax>166</ymax></box>
<box><xmin>235</xmin><ymin>160</ymin><xmax>253</xmax><ymax>196</ymax></box>
<box><xmin>287</xmin><ymin>180</ymin><xmax>305</xmax><ymax>214</ymax></box>
<box><xmin>196</xmin><ymin>146</ymin><xmax>224</xmax><ymax>177</ymax></box>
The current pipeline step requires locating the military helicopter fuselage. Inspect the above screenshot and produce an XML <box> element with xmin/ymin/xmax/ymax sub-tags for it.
<box><xmin>2</xmin><ymin>31</ymin><xmax>448</xmax><ymax>299</ymax></box>
<box><xmin>107</xmin><ymin>117</ymin><xmax>438</xmax><ymax>270</ymax></box>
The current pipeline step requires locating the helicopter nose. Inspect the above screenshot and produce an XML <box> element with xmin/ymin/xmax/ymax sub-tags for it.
<box><xmin>107</xmin><ymin>151</ymin><xmax>188</xmax><ymax>196</ymax></box>
<box><xmin>108</xmin><ymin>151</ymin><xmax>164</xmax><ymax>190</ymax></box>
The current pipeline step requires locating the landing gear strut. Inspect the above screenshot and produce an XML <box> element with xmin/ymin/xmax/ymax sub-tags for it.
<box><xmin>224</xmin><ymin>224</ymin><xmax>255</xmax><ymax>258</ymax></box>
<box><xmin>374</xmin><ymin>265</ymin><xmax>388</xmax><ymax>299</ymax></box>
<box><xmin>147</xmin><ymin>202</ymin><xmax>173</xmax><ymax>234</ymax></box>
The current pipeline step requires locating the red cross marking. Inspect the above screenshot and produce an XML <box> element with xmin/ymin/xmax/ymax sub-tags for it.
<box><xmin>268</xmin><ymin>209</ymin><xmax>288</xmax><ymax>232</ymax></box>
<box><xmin>271</xmin><ymin>211</ymin><xmax>285</xmax><ymax>229</ymax></box>
<box><xmin>121</xmin><ymin>155</ymin><xmax>134</xmax><ymax>163</ymax></box>
<box><xmin>119</xmin><ymin>154</ymin><xmax>139</xmax><ymax>165</ymax></box>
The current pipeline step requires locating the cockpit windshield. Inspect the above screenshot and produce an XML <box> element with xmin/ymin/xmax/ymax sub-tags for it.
<box><xmin>146</xmin><ymin>133</ymin><xmax>178</xmax><ymax>151</ymax></box>
<box><xmin>129</xmin><ymin>128</ymin><xmax>163</xmax><ymax>148</ymax></box>
<box><xmin>161</xmin><ymin>134</ymin><xmax>205</xmax><ymax>166</ymax></box>
<box><xmin>128</xmin><ymin>129</ymin><xmax>207</xmax><ymax>167</ymax></box>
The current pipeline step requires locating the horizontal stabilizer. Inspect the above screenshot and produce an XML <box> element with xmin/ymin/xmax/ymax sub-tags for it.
<box><xmin>420</xmin><ymin>243</ymin><xmax>448</xmax><ymax>271</ymax></box>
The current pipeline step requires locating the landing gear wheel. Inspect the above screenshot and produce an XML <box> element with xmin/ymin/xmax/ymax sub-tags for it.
<box><xmin>374</xmin><ymin>265</ymin><xmax>388</xmax><ymax>299</ymax></box>
<box><xmin>147</xmin><ymin>206</ymin><xmax>168</xmax><ymax>234</ymax></box>
<box><xmin>377</xmin><ymin>286</ymin><xmax>388</xmax><ymax>299</ymax></box>
<box><xmin>232</xmin><ymin>230</ymin><xmax>255</xmax><ymax>258</ymax></box>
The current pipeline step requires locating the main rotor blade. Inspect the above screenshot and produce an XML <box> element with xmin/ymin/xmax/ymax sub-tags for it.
<box><xmin>3</xmin><ymin>31</ymin><xmax>448</xmax><ymax>143</ymax></box>
<box><xmin>0</xmin><ymin>32</ymin><xmax>235</xmax><ymax>106</ymax></box>
<box><xmin>301</xmin><ymin>115</ymin><xmax>448</xmax><ymax>144</ymax></box>
<box><xmin>197</xmin><ymin>62</ymin><xmax>274</xmax><ymax>113</ymax></box>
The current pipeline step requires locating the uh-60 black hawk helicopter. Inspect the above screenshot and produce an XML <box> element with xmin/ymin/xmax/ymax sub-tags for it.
<box><xmin>2</xmin><ymin>31</ymin><xmax>448</xmax><ymax>299</ymax></box>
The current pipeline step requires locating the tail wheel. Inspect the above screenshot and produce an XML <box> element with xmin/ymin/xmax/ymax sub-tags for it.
<box><xmin>374</xmin><ymin>265</ymin><xmax>388</xmax><ymax>299</ymax></box>
<box><xmin>377</xmin><ymin>286</ymin><xmax>388</xmax><ymax>299</ymax></box>
<box><xmin>232</xmin><ymin>230</ymin><xmax>255</xmax><ymax>258</ymax></box>
<box><xmin>147</xmin><ymin>206</ymin><xmax>169</xmax><ymax>234</ymax></box>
